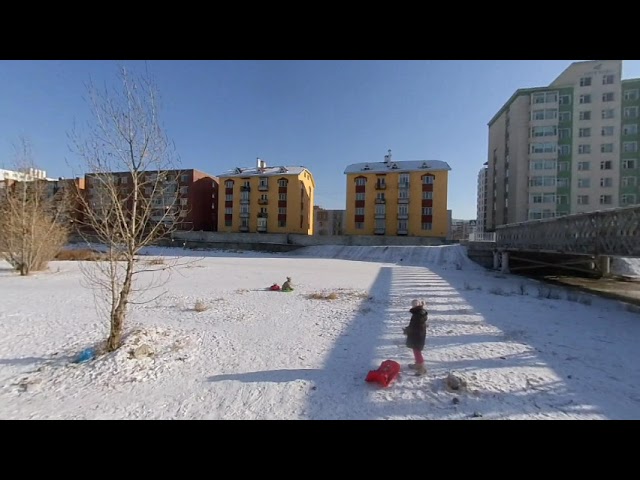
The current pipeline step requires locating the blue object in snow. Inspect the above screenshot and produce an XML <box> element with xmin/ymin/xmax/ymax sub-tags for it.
<box><xmin>74</xmin><ymin>348</ymin><xmax>95</xmax><ymax>364</ymax></box>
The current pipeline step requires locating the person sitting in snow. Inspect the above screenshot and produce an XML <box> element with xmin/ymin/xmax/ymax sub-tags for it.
<box><xmin>281</xmin><ymin>276</ymin><xmax>294</xmax><ymax>292</ymax></box>
<box><xmin>403</xmin><ymin>299</ymin><xmax>428</xmax><ymax>375</ymax></box>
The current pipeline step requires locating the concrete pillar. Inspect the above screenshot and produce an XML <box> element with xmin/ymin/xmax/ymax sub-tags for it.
<box><xmin>493</xmin><ymin>251</ymin><xmax>500</xmax><ymax>270</ymax></box>
<box><xmin>597</xmin><ymin>255</ymin><xmax>611</xmax><ymax>277</ymax></box>
<box><xmin>501</xmin><ymin>251</ymin><xmax>510</xmax><ymax>274</ymax></box>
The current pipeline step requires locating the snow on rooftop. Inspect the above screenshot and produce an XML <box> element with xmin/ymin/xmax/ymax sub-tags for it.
<box><xmin>344</xmin><ymin>160</ymin><xmax>452</xmax><ymax>175</ymax></box>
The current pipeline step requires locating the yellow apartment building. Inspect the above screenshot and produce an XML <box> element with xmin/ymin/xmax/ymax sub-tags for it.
<box><xmin>217</xmin><ymin>158</ymin><xmax>315</xmax><ymax>234</ymax></box>
<box><xmin>343</xmin><ymin>151</ymin><xmax>451</xmax><ymax>237</ymax></box>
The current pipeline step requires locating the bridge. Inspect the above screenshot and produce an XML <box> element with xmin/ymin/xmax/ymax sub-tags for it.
<box><xmin>466</xmin><ymin>205</ymin><xmax>640</xmax><ymax>276</ymax></box>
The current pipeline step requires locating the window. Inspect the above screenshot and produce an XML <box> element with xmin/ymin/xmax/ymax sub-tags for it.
<box><xmin>622</xmin><ymin>194</ymin><xmax>637</xmax><ymax>205</ymax></box>
<box><xmin>355</xmin><ymin>207</ymin><xmax>364</xmax><ymax>215</ymax></box>
<box><xmin>180</xmin><ymin>198</ymin><xmax>188</xmax><ymax>206</ymax></box>
<box><xmin>577</xmin><ymin>195</ymin><xmax>589</xmax><ymax>205</ymax></box>
<box><xmin>240</xmin><ymin>205</ymin><xmax>249</xmax><ymax>214</ymax></box>
<box><xmin>558</xmin><ymin>128</ymin><xmax>571</xmax><ymax>139</ymax></box>
<box><xmin>600</xmin><ymin>160</ymin><xmax>613</xmax><ymax>170</ymax></box>
<box><xmin>279</xmin><ymin>207</ymin><xmax>287</xmax><ymax>214</ymax></box>
<box><xmin>624</xmin><ymin>107</ymin><xmax>639</xmax><ymax>119</ymax></box>
<box><xmin>529</xmin><ymin>176</ymin><xmax>556</xmax><ymax>187</ymax></box>
<box><xmin>225</xmin><ymin>180</ymin><xmax>233</xmax><ymax>188</ymax></box>
<box><xmin>580</xmin><ymin>77</ymin><xmax>592</xmax><ymax>87</ymax></box>
<box><xmin>421</xmin><ymin>223</ymin><xmax>432</xmax><ymax>230</ymax></box>
<box><xmin>375</xmin><ymin>205</ymin><xmax>385</xmax><ymax>215</ymax></box>
<box><xmin>600</xmin><ymin>177</ymin><xmax>613</xmax><ymax>188</ymax></box>
<box><xmin>557</xmin><ymin>177</ymin><xmax>569</xmax><ymax>188</ymax></box>
<box><xmin>578</xmin><ymin>144</ymin><xmax>591</xmax><ymax>154</ymax></box>
<box><xmin>557</xmin><ymin>195</ymin><xmax>568</xmax><ymax>205</ymax></box>
<box><xmin>602</xmin><ymin>92</ymin><xmax>615</xmax><ymax>102</ymax></box>
<box><xmin>623</xmin><ymin>159</ymin><xmax>637</xmax><ymax>169</ymax></box>
<box><xmin>623</xmin><ymin>141</ymin><xmax>638</xmax><ymax>153</ymax></box>
<box><xmin>579</xmin><ymin>128</ymin><xmax>591</xmax><ymax>138</ymax></box>
<box><xmin>578</xmin><ymin>178</ymin><xmax>591</xmax><ymax>188</ymax></box>
<box><xmin>399</xmin><ymin>174</ymin><xmax>410</xmax><ymax>186</ymax></box>
<box><xmin>398</xmin><ymin>189</ymin><xmax>409</xmax><ymax>200</ymax></box>
<box><xmin>530</xmin><ymin>143</ymin><xmax>557</xmax><ymax>154</ymax></box>
<box><xmin>559</xmin><ymin>95</ymin><xmax>572</xmax><ymax>105</ymax></box>
<box><xmin>603</xmin><ymin>74</ymin><xmax>615</xmax><ymax>85</ymax></box>
<box><xmin>559</xmin><ymin>111</ymin><xmax>571</xmax><ymax>121</ymax></box>
<box><xmin>278</xmin><ymin>219</ymin><xmax>287</xmax><ymax>227</ymax></box>
<box><xmin>225</xmin><ymin>219</ymin><xmax>232</xmax><ymax>227</ymax></box>
<box><xmin>557</xmin><ymin>161</ymin><xmax>569</xmax><ymax>172</ymax></box>
<box><xmin>422</xmin><ymin>191</ymin><xmax>433</xmax><ymax>200</ymax></box>
<box><xmin>225</xmin><ymin>194</ymin><xmax>233</xmax><ymax>201</ymax></box>
<box><xmin>579</xmin><ymin>111</ymin><xmax>591</xmax><ymax>121</ymax></box>
<box><xmin>601</xmin><ymin>126</ymin><xmax>614</xmax><ymax>136</ymax></box>
<box><xmin>422</xmin><ymin>176</ymin><xmax>434</xmax><ymax>184</ymax></box>
<box><xmin>422</xmin><ymin>207</ymin><xmax>433</xmax><ymax>215</ymax></box>
<box><xmin>558</xmin><ymin>145</ymin><xmax>571</xmax><ymax>156</ymax></box>
<box><xmin>624</xmin><ymin>89</ymin><xmax>639</xmax><ymax>101</ymax></box>
<box><xmin>180</xmin><ymin>174</ymin><xmax>189</xmax><ymax>182</ymax></box>
<box><xmin>622</xmin><ymin>176</ymin><xmax>637</xmax><ymax>187</ymax></box>
<box><xmin>355</xmin><ymin>192</ymin><xmax>365</xmax><ymax>201</ymax></box>
<box><xmin>398</xmin><ymin>205</ymin><xmax>408</xmax><ymax>216</ymax></box>
<box><xmin>531</xmin><ymin>109</ymin><xmax>557</xmax><ymax>120</ymax></box>
<box><xmin>279</xmin><ymin>179</ymin><xmax>289</xmax><ymax>187</ymax></box>
<box><xmin>601</xmin><ymin>143</ymin><xmax>614</xmax><ymax>153</ymax></box>
<box><xmin>531</xmin><ymin>193</ymin><xmax>556</xmax><ymax>204</ymax></box>
<box><xmin>259</xmin><ymin>177</ymin><xmax>268</xmax><ymax>187</ymax></box>
<box><xmin>355</xmin><ymin>222</ymin><xmax>364</xmax><ymax>229</ymax></box>
<box><xmin>600</xmin><ymin>195</ymin><xmax>613</xmax><ymax>205</ymax></box>
<box><xmin>397</xmin><ymin>220</ymin><xmax>408</xmax><ymax>231</ymax></box>
<box><xmin>602</xmin><ymin>109</ymin><xmax>615</xmax><ymax>119</ymax></box>
<box><xmin>240</xmin><ymin>218</ymin><xmax>249</xmax><ymax>228</ymax></box>
<box><xmin>180</xmin><ymin>186</ymin><xmax>189</xmax><ymax>194</ymax></box>
<box><xmin>530</xmin><ymin>160</ymin><xmax>556</xmax><ymax>170</ymax></box>
<box><xmin>579</xmin><ymin>94</ymin><xmax>591</xmax><ymax>104</ymax></box>
<box><xmin>532</xmin><ymin>92</ymin><xmax>557</xmax><ymax>104</ymax></box>
<box><xmin>623</xmin><ymin>124</ymin><xmax>638</xmax><ymax>136</ymax></box>
<box><xmin>376</xmin><ymin>192</ymin><xmax>385</xmax><ymax>200</ymax></box>
<box><xmin>531</xmin><ymin>126</ymin><xmax>557</xmax><ymax>137</ymax></box>
<box><xmin>120</xmin><ymin>176</ymin><xmax>128</xmax><ymax>184</ymax></box>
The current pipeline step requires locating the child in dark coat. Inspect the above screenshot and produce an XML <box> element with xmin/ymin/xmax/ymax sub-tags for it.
<box><xmin>403</xmin><ymin>299</ymin><xmax>428</xmax><ymax>375</ymax></box>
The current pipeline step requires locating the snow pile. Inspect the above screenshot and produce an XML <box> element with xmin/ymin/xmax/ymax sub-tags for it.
<box><xmin>3</xmin><ymin>326</ymin><xmax>201</xmax><ymax>396</ymax></box>
<box><xmin>293</xmin><ymin>244</ymin><xmax>482</xmax><ymax>270</ymax></box>
<box><xmin>611</xmin><ymin>257</ymin><xmax>640</xmax><ymax>279</ymax></box>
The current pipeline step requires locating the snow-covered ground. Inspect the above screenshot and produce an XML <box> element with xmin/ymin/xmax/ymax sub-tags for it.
<box><xmin>1</xmin><ymin>244</ymin><xmax>640</xmax><ymax>419</ymax></box>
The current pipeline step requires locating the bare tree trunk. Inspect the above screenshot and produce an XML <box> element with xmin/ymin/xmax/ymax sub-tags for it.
<box><xmin>107</xmin><ymin>258</ymin><xmax>134</xmax><ymax>351</ymax></box>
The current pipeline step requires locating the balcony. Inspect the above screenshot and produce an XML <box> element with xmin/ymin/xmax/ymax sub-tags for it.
<box><xmin>374</xmin><ymin>228</ymin><xmax>386</xmax><ymax>235</ymax></box>
<box><xmin>375</xmin><ymin>183</ymin><xmax>387</xmax><ymax>190</ymax></box>
<box><xmin>398</xmin><ymin>198</ymin><xmax>409</xmax><ymax>204</ymax></box>
<box><xmin>241</xmin><ymin>185</ymin><xmax>251</xmax><ymax>192</ymax></box>
<box><xmin>258</xmin><ymin>212</ymin><xmax>268</xmax><ymax>218</ymax></box>
<box><xmin>397</xmin><ymin>214</ymin><xmax>408</xmax><ymax>220</ymax></box>
<box><xmin>374</xmin><ymin>213</ymin><xmax>386</xmax><ymax>219</ymax></box>
<box><xmin>240</xmin><ymin>198</ymin><xmax>250</xmax><ymax>204</ymax></box>
<box><xmin>398</xmin><ymin>182</ymin><xmax>410</xmax><ymax>189</ymax></box>
<box><xmin>375</xmin><ymin>198</ymin><xmax>386</xmax><ymax>204</ymax></box>
<box><xmin>240</xmin><ymin>212</ymin><xmax>249</xmax><ymax>218</ymax></box>
<box><xmin>258</xmin><ymin>199</ymin><xmax>268</xmax><ymax>205</ymax></box>
<box><xmin>397</xmin><ymin>229</ymin><xmax>408</xmax><ymax>235</ymax></box>
<box><xmin>258</xmin><ymin>184</ymin><xmax>269</xmax><ymax>191</ymax></box>
<box><xmin>257</xmin><ymin>226</ymin><xmax>267</xmax><ymax>232</ymax></box>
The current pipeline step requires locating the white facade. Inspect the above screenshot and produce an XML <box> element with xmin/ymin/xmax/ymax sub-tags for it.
<box><xmin>0</xmin><ymin>168</ymin><xmax>49</xmax><ymax>182</ymax></box>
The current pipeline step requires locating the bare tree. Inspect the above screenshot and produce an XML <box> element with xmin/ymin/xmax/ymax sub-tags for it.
<box><xmin>71</xmin><ymin>66</ymin><xmax>185</xmax><ymax>352</ymax></box>
<box><xmin>0</xmin><ymin>137</ymin><xmax>70</xmax><ymax>275</ymax></box>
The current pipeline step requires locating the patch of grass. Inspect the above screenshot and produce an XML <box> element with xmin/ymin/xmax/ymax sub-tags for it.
<box><xmin>193</xmin><ymin>300</ymin><xmax>209</xmax><ymax>312</ymax></box>
<box><xmin>145</xmin><ymin>258</ymin><xmax>165</xmax><ymax>266</ymax></box>
<box><xmin>308</xmin><ymin>292</ymin><xmax>339</xmax><ymax>301</ymax></box>
<box><xmin>55</xmin><ymin>249</ymin><xmax>106</xmax><ymax>261</ymax></box>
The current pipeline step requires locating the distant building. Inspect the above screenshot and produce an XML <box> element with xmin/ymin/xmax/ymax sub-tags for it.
<box><xmin>344</xmin><ymin>150</ymin><xmax>451</xmax><ymax>238</ymax></box>
<box><xmin>476</xmin><ymin>164</ymin><xmax>488</xmax><ymax>232</ymax></box>
<box><xmin>450</xmin><ymin>219</ymin><xmax>476</xmax><ymax>241</ymax></box>
<box><xmin>313</xmin><ymin>206</ymin><xmax>345</xmax><ymax>235</ymax></box>
<box><xmin>84</xmin><ymin>169</ymin><xmax>218</xmax><ymax>231</ymax></box>
<box><xmin>217</xmin><ymin>158</ymin><xmax>315</xmax><ymax>235</ymax></box>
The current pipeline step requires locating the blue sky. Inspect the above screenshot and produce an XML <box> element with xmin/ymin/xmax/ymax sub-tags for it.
<box><xmin>2</xmin><ymin>60</ymin><xmax>640</xmax><ymax>219</ymax></box>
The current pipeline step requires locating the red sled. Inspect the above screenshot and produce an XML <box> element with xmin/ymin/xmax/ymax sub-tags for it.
<box><xmin>365</xmin><ymin>360</ymin><xmax>401</xmax><ymax>387</ymax></box>
<box><xmin>269</xmin><ymin>284</ymin><xmax>281</xmax><ymax>291</ymax></box>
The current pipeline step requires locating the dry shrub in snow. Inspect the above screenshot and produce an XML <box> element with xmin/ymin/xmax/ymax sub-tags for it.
<box><xmin>308</xmin><ymin>292</ymin><xmax>339</xmax><ymax>301</ymax></box>
<box><xmin>145</xmin><ymin>258</ymin><xmax>165</xmax><ymax>266</ymax></box>
<box><xmin>193</xmin><ymin>300</ymin><xmax>209</xmax><ymax>312</ymax></box>
<box><xmin>489</xmin><ymin>287</ymin><xmax>508</xmax><ymax>296</ymax></box>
